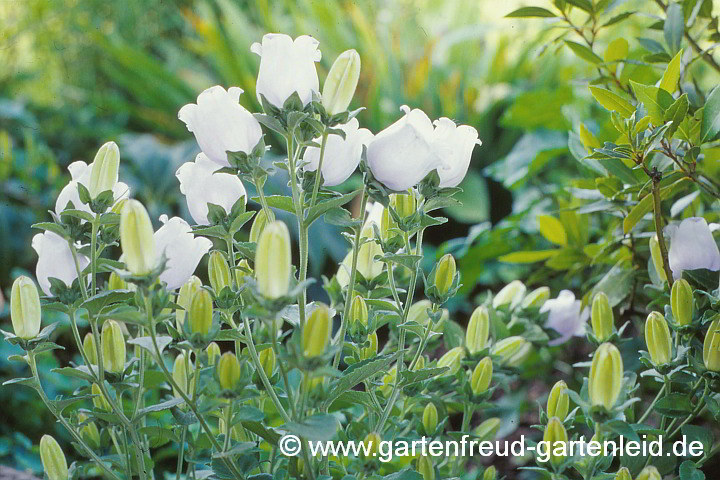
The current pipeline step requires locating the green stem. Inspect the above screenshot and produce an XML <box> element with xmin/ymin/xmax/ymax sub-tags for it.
<box><xmin>252</xmin><ymin>170</ymin><xmax>272</xmax><ymax>220</ymax></box>
<box><xmin>638</xmin><ymin>384</ymin><xmax>666</xmax><ymax>424</ymax></box>
<box><xmin>651</xmin><ymin>178</ymin><xmax>674</xmax><ymax>287</ymax></box>
<box><xmin>69</xmin><ymin>241</ymin><xmax>89</xmax><ymax>300</ymax></box>
<box><xmin>90</xmin><ymin>218</ymin><xmax>99</xmax><ymax>296</ymax></box>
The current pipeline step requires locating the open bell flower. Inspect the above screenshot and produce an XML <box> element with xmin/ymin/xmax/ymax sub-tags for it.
<box><xmin>540</xmin><ymin>290</ymin><xmax>589</xmax><ymax>346</ymax></box>
<box><xmin>32</xmin><ymin>231</ymin><xmax>89</xmax><ymax>296</ymax></box>
<box><xmin>176</xmin><ymin>153</ymin><xmax>247</xmax><ymax>225</ymax></box>
<box><xmin>665</xmin><ymin>217</ymin><xmax>720</xmax><ymax>280</ymax></box>
<box><xmin>251</xmin><ymin>33</ymin><xmax>321</xmax><ymax>108</ymax></box>
<box><xmin>337</xmin><ymin>202</ymin><xmax>384</xmax><ymax>286</ymax></box>
<box><xmin>302</xmin><ymin>118</ymin><xmax>373</xmax><ymax>186</ymax></box>
<box><xmin>178</xmin><ymin>86</ymin><xmax>263</xmax><ymax>167</ymax></box>
<box><xmin>154</xmin><ymin>215</ymin><xmax>212</xmax><ymax>290</ymax></box>
<box><xmin>55</xmin><ymin>158</ymin><xmax>130</xmax><ymax>215</ymax></box>
<box><xmin>432</xmin><ymin>117</ymin><xmax>481</xmax><ymax>188</ymax></box>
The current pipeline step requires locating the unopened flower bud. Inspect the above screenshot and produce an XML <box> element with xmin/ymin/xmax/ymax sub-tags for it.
<box><xmin>176</xmin><ymin>276</ymin><xmax>202</xmax><ymax>331</ymax></box>
<box><xmin>474</xmin><ymin>418</ymin><xmax>501</xmax><ymax>442</ymax></box>
<box><xmin>543</xmin><ymin>417</ymin><xmax>568</xmax><ymax>466</ymax></box>
<box><xmin>636</xmin><ymin>466</ymin><xmax>661</xmax><ymax>480</ymax></box>
<box><xmin>471</xmin><ymin>357</ymin><xmax>493</xmax><ymax>395</ymax></box>
<box><xmin>10</xmin><ymin>276</ymin><xmax>41</xmax><ymax>339</ymax></box>
<box><xmin>391</xmin><ymin>192</ymin><xmax>415</xmax><ymax>219</ymax></box>
<box><xmin>591</xmin><ymin>292</ymin><xmax>614</xmax><ymax>341</ymax></box>
<box><xmin>303</xmin><ymin>304</ymin><xmax>331</xmax><ymax>358</ymax></box>
<box><xmin>77</xmin><ymin>412</ymin><xmax>100</xmax><ymax>448</ymax></box>
<box><xmin>589</xmin><ymin>343</ymin><xmax>623</xmax><ymax>410</ymax></box>
<box><xmin>703</xmin><ymin>318</ymin><xmax>720</xmax><ymax>372</ymax></box>
<box><xmin>235</xmin><ymin>259</ymin><xmax>253</xmax><ymax>286</ymax></box>
<box><xmin>208</xmin><ymin>251</ymin><xmax>231</xmax><ymax>292</ymax></box>
<box><xmin>91</xmin><ymin>383</ymin><xmax>110</xmax><ymax>411</ymax></box>
<box><xmin>414</xmin><ymin>355</ymin><xmax>425</xmax><ymax>370</ymax></box>
<box><xmin>350</xmin><ymin>295</ymin><xmax>368</xmax><ymax>330</ymax></box>
<box><xmin>120</xmin><ymin>199</ymin><xmax>157</xmax><ymax>275</ymax></box>
<box><xmin>491</xmin><ymin>336</ymin><xmax>530</xmax><ymax>367</ymax></box>
<box><xmin>416</xmin><ymin>455</ymin><xmax>435</xmax><ymax>480</ymax></box>
<box><xmin>671</xmin><ymin>278</ymin><xmax>693</xmax><ymax>326</ymax></box>
<box><xmin>40</xmin><ymin>435</ymin><xmax>68</xmax><ymax>480</ymax></box>
<box><xmin>434</xmin><ymin>254</ymin><xmax>456</xmax><ymax>296</ymax></box>
<box><xmin>108</xmin><ymin>272</ymin><xmax>128</xmax><ymax>290</ymax></box>
<box><xmin>217</xmin><ymin>352</ymin><xmax>240</xmax><ymax>390</ymax></box>
<box><xmin>255</xmin><ymin>221</ymin><xmax>291</xmax><ymax>299</ymax></box>
<box><xmin>466</xmin><ymin>306</ymin><xmax>490</xmax><ymax>354</ymax></box>
<box><xmin>102</xmin><ymin>320</ymin><xmax>126</xmax><ymax>374</ymax></box>
<box><xmin>249</xmin><ymin>208</ymin><xmax>274</xmax><ymax>243</ymax></box>
<box><xmin>173</xmin><ymin>353</ymin><xmax>194</xmax><ymax>398</ymax></box>
<box><xmin>438</xmin><ymin>346</ymin><xmax>465</xmax><ymax>375</ymax></box>
<box><xmin>615</xmin><ymin>467</ymin><xmax>632</xmax><ymax>480</ymax></box>
<box><xmin>89</xmin><ymin>141</ymin><xmax>120</xmax><ymax>198</ymax></box>
<box><xmin>361</xmin><ymin>331</ymin><xmax>378</xmax><ymax>360</ymax></box>
<box><xmin>380</xmin><ymin>365</ymin><xmax>396</xmax><ymax>396</ymax></box>
<box><xmin>189</xmin><ymin>289</ymin><xmax>213</xmax><ymax>335</ymax></box>
<box><xmin>422</xmin><ymin>403</ymin><xmax>438</xmax><ymax>435</ymax></box>
<box><xmin>322</xmin><ymin>49</ymin><xmax>361</xmax><ymax>115</ymax></box>
<box><xmin>649</xmin><ymin>234</ymin><xmax>667</xmax><ymax>282</ymax></box>
<box><xmin>483</xmin><ymin>466</ymin><xmax>497</xmax><ymax>480</ymax></box>
<box><xmin>258</xmin><ymin>347</ymin><xmax>276</xmax><ymax>378</ymax></box>
<box><xmin>521</xmin><ymin>286</ymin><xmax>550</xmax><ymax>308</ymax></box>
<box><xmin>206</xmin><ymin>342</ymin><xmax>221</xmax><ymax>365</ymax></box>
<box><xmin>645</xmin><ymin>311</ymin><xmax>672</xmax><ymax>365</ymax></box>
<box><xmin>83</xmin><ymin>332</ymin><xmax>98</xmax><ymax>365</ymax></box>
<box><xmin>547</xmin><ymin>380</ymin><xmax>570</xmax><ymax>420</ymax></box>
<box><xmin>492</xmin><ymin>280</ymin><xmax>526</xmax><ymax>309</ymax></box>
<box><xmin>362</xmin><ymin>432</ymin><xmax>382</xmax><ymax>459</ymax></box>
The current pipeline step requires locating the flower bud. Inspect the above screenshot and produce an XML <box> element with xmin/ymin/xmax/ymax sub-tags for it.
<box><xmin>391</xmin><ymin>192</ymin><xmax>416</xmax><ymax>219</ymax></box>
<box><xmin>173</xmin><ymin>353</ymin><xmax>194</xmax><ymax>398</ymax></box>
<box><xmin>474</xmin><ymin>418</ymin><xmax>501</xmax><ymax>441</ymax></box>
<box><xmin>217</xmin><ymin>352</ymin><xmax>241</xmax><ymax>390</ymax></box>
<box><xmin>83</xmin><ymin>332</ymin><xmax>98</xmax><ymax>365</ymax></box>
<box><xmin>91</xmin><ymin>383</ymin><xmax>110</xmax><ymax>411</ymax></box>
<box><xmin>208</xmin><ymin>251</ymin><xmax>232</xmax><ymax>293</ymax></box>
<box><xmin>703</xmin><ymin>318</ymin><xmax>720</xmax><ymax>372</ymax></box>
<box><xmin>349</xmin><ymin>295</ymin><xmax>369</xmax><ymax>330</ymax></box>
<box><xmin>176</xmin><ymin>276</ymin><xmax>202</xmax><ymax>331</ymax></box>
<box><xmin>10</xmin><ymin>276</ymin><xmax>41</xmax><ymax>339</ymax></box>
<box><xmin>361</xmin><ymin>331</ymin><xmax>378</xmax><ymax>360</ymax></box>
<box><xmin>471</xmin><ymin>357</ymin><xmax>493</xmax><ymax>395</ymax></box>
<box><xmin>521</xmin><ymin>286</ymin><xmax>550</xmax><ymax>308</ymax></box>
<box><xmin>416</xmin><ymin>456</ymin><xmax>435</xmax><ymax>480</ymax></box>
<box><xmin>206</xmin><ymin>342</ymin><xmax>221</xmax><ymax>365</ymax></box>
<box><xmin>547</xmin><ymin>380</ymin><xmax>570</xmax><ymax>421</ymax></box>
<box><xmin>645</xmin><ymin>311</ymin><xmax>672</xmax><ymax>365</ymax></box>
<box><xmin>89</xmin><ymin>141</ymin><xmax>120</xmax><ymax>198</ymax></box>
<box><xmin>39</xmin><ymin>435</ymin><xmax>68</xmax><ymax>480</ymax></box>
<box><xmin>189</xmin><ymin>289</ymin><xmax>213</xmax><ymax>335</ymax></box>
<box><xmin>258</xmin><ymin>347</ymin><xmax>276</xmax><ymax>378</ymax></box>
<box><xmin>589</xmin><ymin>342</ymin><xmax>624</xmax><ymax>410</ymax></box>
<box><xmin>671</xmin><ymin>278</ymin><xmax>693</xmax><ymax>326</ymax></box>
<box><xmin>543</xmin><ymin>417</ymin><xmax>568</xmax><ymax>466</ymax></box>
<box><xmin>77</xmin><ymin>412</ymin><xmax>101</xmax><ymax>448</ymax></box>
<box><xmin>235</xmin><ymin>259</ymin><xmax>253</xmax><ymax>286</ymax></box>
<box><xmin>483</xmin><ymin>466</ymin><xmax>497</xmax><ymax>480</ymax></box>
<box><xmin>362</xmin><ymin>432</ymin><xmax>382</xmax><ymax>459</ymax></box>
<box><xmin>649</xmin><ymin>234</ymin><xmax>667</xmax><ymax>282</ymax></box>
<box><xmin>422</xmin><ymin>403</ymin><xmax>438</xmax><ymax>435</ymax></box>
<box><xmin>491</xmin><ymin>336</ymin><xmax>530</xmax><ymax>367</ymax></box>
<box><xmin>591</xmin><ymin>292</ymin><xmax>614</xmax><ymax>341</ymax></box>
<box><xmin>636</xmin><ymin>466</ymin><xmax>661</xmax><ymax>480</ymax></box>
<box><xmin>108</xmin><ymin>272</ymin><xmax>128</xmax><ymax>290</ymax></box>
<box><xmin>380</xmin><ymin>365</ymin><xmax>396</xmax><ymax>396</ymax></box>
<box><xmin>466</xmin><ymin>306</ymin><xmax>490</xmax><ymax>354</ymax></box>
<box><xmin>255</xmin><ymin>221</ymin><xmax>291</xmax><ymax>299</ymax></box>
<box><xmin>438</xmin><ymin>346</ymin><xmax>466</xmax><ymax>375</ymax></box>
<box><xmin>615</xmin><ymin>467</ymin><xmax>632</xmax><ymax>480</ymax></box>
<box><xmin>322</xmin><ymin>49</ymin><xmax>361</xmax><ymax>115</ymax></box>
<box><xmin>492</xmin><ymin>280</ymin><xmax>526</xmax><ymax>309</ymax></box>
<box><xmin>249</xmin><ymin>208</ymin><xmax>274</xmax><ymax>243</ymax></box>
<box><xmin>120</xmin><ymin>199</ymin><xmax>157</xmax><ymax>275</ymax></box>
<box><xmin>102</xmin><ymin>320</ymin><xmax>126</xmax><ymax>374</ymax></box>
<box><xmin>434</xmin><ymin>254</ymin><xmax>456</xmax><ymax>296</ymax></box>
<box><xmin>414</xmin><ymin>355</ymin><xmax>425</xmax><ymax>370</ymax></box>
<box><xmin>303</xmin><ymin>304</ymin><xmax>331</xmax><ymax>358</ymax></box>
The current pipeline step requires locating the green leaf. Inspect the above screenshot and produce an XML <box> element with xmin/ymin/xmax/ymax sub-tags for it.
<box><xmin>229</xmin><ymin>211</ymin><xmax>255</xmax><ymax>235</ymax></box>
<box><xmin>630</xmin><ymin>81</ymin><xmax>674</xmax><ymax>125</ymax></box>
<box><xmin>506</xmin><ymin>6</ymin><xmax>557</xmax><ymax>17</ymax></box>
<box><xmin>591</xmin><ymin>261</ymin><xmax>635</xmax><ymax>307</ymax></box>
<box><xmin>537</xmin><ymin>215</ymin><xmax>568</xmax><ymax>246</ymax></box>
<box><xmin>51</xmin><ymin>366</ymin><xmax>96</xmax><ymax>383</ymax></box>
<box><xmin>659</xmin><ymin>49</ymin><xmax>683</xmax><ymax>93</ymax></box>
<box><xmin>679</xmin><ymin>461</ymin><xmax>706</xmax><ymax>480</ymax></box>
<box><xmin>304</xmin><ymin>190</ymin><xmax>360</xmax><ymax>226</ymax></box>
<box><xmin>700</xmin><ymin>86</ymin><xmax>720</xmax><ymax>143</ymax></box>
<box><xmin>399</xmin><ymin>367</ymin><xmax>448</xmax><ymax>387</ymax></box>
<box><xmin>564</xmin><ymin>41</ymin><xmax>603</xmax><ymax>64</ymax></box>
<box><xmin>623</xmin><ymin>193</ymin><xmax>653</xmax><ymax>234</ymax></box>
<box><xmin>128</xmin><ymin>335</ymin><xmax>173</xmax><ymax>358</ymax></box>
<box><xmin>324</xmin><ymin>353</ymin><xmax>400</xmax><ymax>408</ymax></box>
<box><xmin>664</xmin><ymin>1</ymin><xmax>684</xmax><ymax>54</ymax></box>
<box><xmin>602</xmin><ymin>11</ymin><xmax>635</xmax><ymax>27</ymax></box>
<box><xmin>565</xmin><ymin>0</ymin><xmax>594</xmax><ymax>13</ymax></box>
<box><xmin>601</xmin><ymin>158</ymin><xmax>639</xmax><ymax>185</ymax></box>
<box><xmin>136</xmin><ymin>398</ymin><xmax>184</xmax><ymax>418</ymax></box>
<box><xmin>663</xmin><ymin>93</ymin><xmax>689</xmax><ymax>138</ymax></box>
<box><xmin>283</xmin><ymin>414</ymin><xmax>338</xmax><ymax>441</ymax></box>
<box><xmin>32</xmin><ymin>222</ymin><xmax>68</xmax><ymax>237</ymax></box>
<box><xmin>498</xmin><ymin>250</ymin><xmax>557</xmax><ymax>263</ymax></box>
<box><xmin>253</xmin><ymin>195</ymin><xmax>295</xmax><ymax>214</ymax></box>
<box><xmin>243</xmin><ymin>421</ymin><xmax>281</xmax><ymax>446</ymax></box>
<box><xmin>589</xmin><ymin>86</ymin><xmax>635</xmax><ymax>118</ymax></box>
<box><xmin>655</xmin><ymin>393</ymin><xmax>693</xmax><ymax>417</ymax></box>
<box><xmin>81</xmin><ymin>290</ymin><xmax>135</xmax><ymax>316</ymax></box>
<box><xmin>678</xmin><ymin>107</ymin><xmax>703</xmax><ymax>144</ymax></box>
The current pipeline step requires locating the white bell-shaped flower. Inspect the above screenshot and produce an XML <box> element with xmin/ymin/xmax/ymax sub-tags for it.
<box><xmin>176</xmin><ymin>153</ymin><xmax>247</xmax><ymax>225</ymax></box>
<box><xmin>154</xmin><ymin>215</ymin><xmax>212</xmax><ymax>290</ymax></box>
<box><xmin>55</xmin><ymin>161</ymin><xmax>130</xmax><ymax>214</ymax></box>
<box><xmin>32</xmin><ymin>231</ymin><xmax>89</xmax><ymax>296</ymax></box>
<box><xmin>432</xmin><ymin>117</ymin><xmax>481</xmax><ymax>188</ymax></box>
<box><xmin>541</xmin><ymin>290</ymin><xmax>589</xmax><ymax>346</ymax></box>
<box><xmin>666</xmin><ymin>217</ymin><xmax>720</xmax><ymax>280</ymax></box>
<box><xmin>178</xmin><ymin>86</ymin><xmax>263</xmax><ymax>167</ymax></box>
<box><xmin>302</xmin><ymin>118</ymin><xmax>373</xmax><ymax>186</ymax></box>
<box><xmin>337</xmin><ymin>202</ymin><xmax>384</xmax><ymax>286</ymax></box>
<box><xmin>251</xmin><ymin>33</ymin><xmax>321</xmax><ymax>108</ymax></box>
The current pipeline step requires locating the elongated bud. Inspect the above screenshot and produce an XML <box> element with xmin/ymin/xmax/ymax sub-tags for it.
<box><xmin>303</xmin><ymin>304</ymin><xmax>331</xmax><ymax>358</ymax></box>
<box><xmin>391</xmin><ymin>192</ymin><xmax>416</xmax><ymax>219</ymax></box>
<box><xmin>176</xmin><ymin>276</ymin><xmax>202</xmax><ymax>331</ymax></box>
<box><xmin>39</xmin><ymin>435</ymin><xmax>68</xmax><ymax>480</ymax></box>
<box><xmin>589</xmin><ymin>342</ymin><xmax>624</xmax><ymax>410</ymax></box>
<box><xmin>438</xmin><ymin>346</ymin><xmax>465</xmax><ymax>375</ymax></box>
<box><xmin>361</xmin><ymin>331</ymin><xmax>378</xmax><ymax>360</ymax></box>
<box><xmin>671</xmin><ymin>278</ymin><xmax>693</xmax><ymax>326</ymax></box>
<box><xmin>591</xmin><ymin>292</ymin><xmax>614</xmax><ymax>341</ymax></box>
<box><xmin>483</xmin><ymin>466</ymin><xmax>497</xmax><ymax>480</ymax></box>
<box><xmin>521</xmin><ymin>286</ymin><xmax>550</xmax><ymax>308</ymax></box>
<box><xmin>255</xmin><ymin>221</ymin><xmax>291</xmax><ymax>299</ymax></box>
<box><xmin>102</xmin><ymin>320</ymin><xmax>126</xmax><ymax>374</ymax></box>
<box><xmin>492</xmin><ymin>280</ymin><xmax>526</xmax><ymax>309</ymax></box>
<box><xmin>258</xmin><ymin>347</ymin><xmax>276</xmax><ymax>377</ymax></box>
<box><xmin>422</xmin><ymin>403</ymin><xmax>438</xmax><ymax>435</ymax></box>
<box><xmin>235</xmin><ymin>259</ymin><xmax>253</xmax><ymax>286</ymax></box>
<box><xmin>249</xmin><ymin>208</ymin><xmax>275</xmax><ymax>243</ymax></box>
<box><xmin>380</xmin><ymin>365</ymin><xmax>396</xmax><ymax>396</ymax></box>
<box><xmin>414</xmin><ymin>355</ymin><xmax>425</xmax><ymax>370</ymax></box>
<box><xmin>173</xmin><ymin>353</ymin><xmax>194</xmax><ymax>398</ymax></box>
<box><xmin>636</xmin><ymin>466</ymin><xmax>661</xmax><ymax>480</ymax></box>
<box><xmin>466</xmin><ymin>306</ymin><xmax>490</xmax><ymax>354</ymax></box>
<box><xmin>491</xmin><ymin>336</ymin><xmax>531</xmax><ymax>367</ymax></box>
<box><xmin>120</xmin><ymin>199</ymin><xmax>156</xmax><ymax>275</ymax></box>
<box><xmin>471</xmin><ymin>357</ymin><xmax>493</xmax><ymax>395</ymax></box>
<box><xmin>189</xmin><ymin>289</ymin><xmax>213</xmax><ymax>335</ymax></box>
<box><xmin>547</xmin><ymin>380</ymin><xmax>570</xmax><ymax>420</ymax></box>
<box><xmin>83</xmin><ymin>332</ymin><xmax>98</xmax><ymax>365</ymax></box>
<box><xmin>543</xmin><ymin>417</ymin><xmax>568</xmax><ymax>466</ymax></box>
<box><xmin>649</xmin><ymin>234</ymin><xmax>667</xmax><ymax>282</ymax></box>
<box><xmin>10</xmin><ymin>276</ymin><xmax>41</xmax><ymax>339</ymax></box>
<box><xmin>475</xmin><ymin>417</ymin><xmax>501</xmax><ymax>441</ymax></box>
<box><xmin>356</xmin><ymin>224</ymin><xmax>384</xmax><ymax>281</ymax></box>
<box><xmin>703</xmin><ymin>318</ymin><xmax>720</xmax><ymax>372</ymax></box>
<box><xmin>217</xmin><ymin>352</ymin><xmax>241</xmax><ymax>390</ymax></box>
<box><xmin>615</xmin><ymin>467</ymin><xmax>632</xmax><ymax>480</ymax></box>
<box><xmin>89</xmin><ymin>141</ymin><xmax>120</xmax><ymax>198</ymax></box>
<box><xmin>77</xmin><ymin>412</ymin><xmax>101</xmax><ymax>448</ymax></box>
<box><xmin>416</xmin><ymin>456</ymin><xmax>435</xmax><ymax>480</ymax></box>
<box><xmin>434</xmin><ymin>254</ymin><xmax>456</xmax><ymax>296</ymax></box>
<box><xmin>645</xmin><ymin>311</ymin><xmax>672</xmax><ymax>365</ymax></box>
<box><xmin>349</xmin><ymin>295</ymin><xmax>369</xmax><ymax>330</ymax></box>
<box><xmin>91</xmin><ymin>383</ymin><xmax>110</xmax><ymax>411</ymax></box>
<box><xmin>362</xmin><ymin>432</ymin><xmax>382</xmax><ymax>458</ymax></box>
<box><xmin>108</xmin><ymin>272</ymin><xmax>128</xmax><ymax>290</ymax></box>
<box><xmin>206</xmin><ymin>342</ymin><xmax>221</xmax><ymax>365</ymax></box>
<box><xmin>208</xmin><ymin>251</ymin><xmax>231</xmax><ymax>292</ymax></box>
<box><xmin>322</xmin><ymin>49</ymin><xmax>361</xmax><ymax>115</ymax></box>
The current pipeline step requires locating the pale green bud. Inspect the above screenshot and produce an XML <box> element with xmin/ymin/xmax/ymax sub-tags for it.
<box><xmin>189</xmin><ymin>289</ymin><xmax>213</xmax><ymax>335</ymax></box>
<box><xmin>645</xmin><ymin>311</ymin><xmax>672</xmax><ymax>365</ymax></box>
<box><xmin>88</xmin><ymin>141</ymin><xmax>120</xmax><ymax>198</ymax></box>
<box><xmin>108</xmin><ymin>272</ymin><xmax>128</xmax><ymax>290</ymax></box>
<box><xmin>703</xmin><ymin>318</ymin><xmax>720</xmax><ymax>372</ymax></box>
<box><xmin>615</xmin><ymin>467</ymin><xmax>632</xmax><ymax>480</ymax></box>
<box><xmin>255</xmin><ymin>221</ymin><xmax>291</xmax><ymax>299</ymax></box>
<box><xmin>471</xmin><ymin>357</ymin><xmax>493</xmax><ymax>395</ymax></box>
<box><xmin>414</xmin><ymin>355</ymin><xmax>425</xmax><ymax>370</ymax></box>
<box><xmin>258</xmin><ymin>347</ymin><xmax>276</xmax><ymax>378</ymax></box>
<box><xmin>10</xmin><ymin>276</ymin><xmax>41</xmax><ymax>339</ymax></box>
<box><xmin>362</xmin><ymin>432</ymin><xmax>382</xmax><ymax>459</ymax></box>
<box><xmin>547</xmin><ymin>380</ymin><xmax>570</xmax><ymax>421</ymax></box>
<box><xmin>543</xmin><ymin>417</ymin><xmax>568</xmax><ymax>466</ymax></box>
<box><xmin>636</xmin><ymin>466</ymin><xmax>661</xmax><ymax>480</ymax></box>
<box><xmin>649</xmin><ymin>234</ymin><xmax>667</xmax><ymax>282</ymax></box>
<box><xmin>303</xmin><ymin>304</ymin><xmax>331</xmax><ymax>358</ymax></box>
<box><xmin>434</xmin><ymin>254</ymin><xmax>456</xmax><ymax>296</ymax></box>
<box><xmin>234</xmin><ymin>259</ymin><xmax>253</xmax><ymax>287</ymax></box>
<box><xmin>438</xmin><ymin>346</ymin><xmax>465</xmax><ymax>375</ymax></box>
<box><xmin>39</xmin><ymin>435</ymin><xmax>68</xmax><ymax>480</ymax></box>
<box><xmin>671</xmin><ymin>278</ymin><xmax>693</xmax><ymax>326</ymax></box>
<box><xmin>589</xmin><ymin>342</ymin><xmax>624</xmax><ymax>410</ymax></box>
<box><xmin>217</xmin><ymin>352</ymin><xmax>240</xmax><ymax>390</ymax></box>
<box><xmin>102</xmin><ymin>320</ymin><xmax>126</xmax><ymax>374</ymax></box>
<box><xmin>172</xmin><ymin>353</ymin><xmax>194</xmax><ymax>398</ymax></box>
<box><xmin>591</xmin><ymin>292</ymin><xmax>614</xmax><ymax>341</ymax></box>
<box><xmin>349</xmin><ymin>295</ymin><xmax>369</xmax><ymax>330</ymax></box>
<box><xmin>356</xmin><ymin>224</ymin><xmax>384</xmax><ymax>281</ymax></box>
<box><xmin>322</xmin><ymin>49</ymin><xmax>361</xmax><ymax>115</ymax></box>
<box><xmin>208</xmin><ymin>251</ymin><xmax>231</xmax><ymax>292</ymax></box>
<box><xmin>110</xmin><ymin>198</ymin><xmax>127</xmax><ymax>215</ymax></box>
<box><xmin>219</xmin><ymin>414</ymin><xmax>248</xmax><ymax>442</ymax></box>
<box><xmin>492</xmin><ymin>280</ymin><xmax>526</xmax><ymax>309</ymax></box>
<box><xmin>521</xmin><ymin>286</ymin><xmax>550</xmax><ymax>308</ymax></box>
<box><xmin>361</xmin><ymin>331</ymin><xmax>378</xmax><ymax>360</ymax></box>
<box><xmin>422</xmin><ymin>402</ymin><xmax>438</xmax><ymax>435</ymax></box>
<box><xmin>77</xmin><ymin>412</ymin><xmax>101</xmax><ymax>448</ymax></box>
<box><xmin>206</xmin><ymin>342</ymin><xmax>221</xmax><ymax>365</ymax></box>
<box><xmin>474</xmin><ymin>418</ymin><xmax>501</xmax><ymax>441</ymax></box>
<box><xmin>380</xmin><ymin>365</ymin><xmax>396</xmax><ymax>396</ymax></box>
<box><xmin>120</xmin><ymin>199</ymin><xmax>156</xmax><ymax>275</ymax></box>
<box><xmin>176</xmin><ymin>276</ymin><xmax>202</xmax><ymax>331</ymax></box>
<box><xmin>249</xmin><ymin>208</ymin><xmax>275</xmax><ymax>244</ymax></box>
<box><xmin>483</xmin><ymin>466</ymin><xmax>497</xmax><ymax>480</ymax></box>
<box><xmin>83</xmin><ymin>332</ymin><xmax>98</xmax><ymax>365</ymax></box>
<box><xmin>466</xmin><ymin>305</ymin><xmax>490</xmax><ymax>354</ymax></box>
<box><xmin>91</xmin><ymin>383</ymin><xmax>110</xmax><ymax>411</ymax></box>
<box><xmin>491</xmin><ymin>336</ymin><xmax>531</xmax><ymax>367</ymax></box>
<box><xmin>416</xmin><ymin>456</ymin><xmax>435</xmax><ymax>480</ymax></box>
<box><xmin>391</xmin><ymin>191</ymin><xmax>416</xmax><ymax>219</ymax></box>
